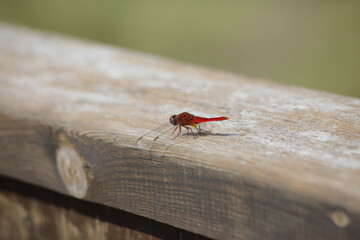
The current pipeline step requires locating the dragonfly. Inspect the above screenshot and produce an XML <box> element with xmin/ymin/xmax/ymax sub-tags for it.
<box><xmin>137</xmin><ymin>112</ymin><xmax>229</xmax><ymax>145</ymax></box>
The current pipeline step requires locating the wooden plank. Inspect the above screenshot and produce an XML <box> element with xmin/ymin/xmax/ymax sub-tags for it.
<box><xmin>0</xmin><ymin>23</ymin><xmax>359</xmax><ymax>239</ymax></box>
<box><xmin>0</xmin><ymin>176</ymin><xmax>209</xmax><ymax>240</ymax></box>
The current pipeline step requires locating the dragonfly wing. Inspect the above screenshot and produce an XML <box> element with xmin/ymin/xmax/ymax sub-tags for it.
<box><xmin>136</xmin><ymin>113</ymin><xmax>226</xmax><ymax>160</ymax></box>
<box><xmin>136</xmin><ymin>118</ymin><xmax>203</xmax><ymax>158</ymax></box>
<box><xmin>136</xmin><ymin>122</ymin><xmax>174</xmax><ymax>149</ymax></box>
<box><xmin>197</xmin><ymin>122</ymin><xmax>215</xmax><ymax>135</ymax></box>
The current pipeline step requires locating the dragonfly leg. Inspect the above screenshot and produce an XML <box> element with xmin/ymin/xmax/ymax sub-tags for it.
<box><xmin>195</xmin><ymin>125</ymin><xmax>202</xmax><ymax>134</ymax></box>
<box><xmin>172</xmin><ymin>125</ymin><xmax>182</xmax><ymax>140</ymax></box>
<box><xmin>184</xmin><ymin>126</ymin><xmax>197</xmax><ymax>139</ymax></box>
<box><xmin>171</xmin><ymin>125</ymin><xmax>179</xmax><ymax>135</ymax></box>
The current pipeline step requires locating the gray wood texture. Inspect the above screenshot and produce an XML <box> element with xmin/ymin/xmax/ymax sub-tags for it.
<box><xmin>0</xmin><ymin>23</ymin><xmax>359</xmax><ymax>239</ymax></box>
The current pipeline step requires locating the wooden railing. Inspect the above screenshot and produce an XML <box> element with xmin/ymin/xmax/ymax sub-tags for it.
<box><xmin>0</xmin><ymin>23</ymin><xmax>359</xmax><ymax>240</ymax></box>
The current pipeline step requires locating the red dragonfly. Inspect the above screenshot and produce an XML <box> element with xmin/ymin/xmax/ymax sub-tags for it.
<box><xmin>137</xmin><ymin>112</ymin><xmax>229</xmax><ymax>145</ymax></box>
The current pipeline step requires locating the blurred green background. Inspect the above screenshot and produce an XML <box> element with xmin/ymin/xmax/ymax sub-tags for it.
<box><xmin>1</xmin><ymin>1</ymin><xmax>359</xmax><ymax>98</ymax></box>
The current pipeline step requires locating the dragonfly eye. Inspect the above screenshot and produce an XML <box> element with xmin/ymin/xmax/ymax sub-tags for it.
<box><xmin>169</xmin><ymin>115</ymin><xmax>177</xmax><ymax>126</ymax></box>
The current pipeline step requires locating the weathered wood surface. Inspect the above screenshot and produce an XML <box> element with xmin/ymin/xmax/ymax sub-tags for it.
<box><xmin>0</xmin><ymin>23</ymin><xmax>359</xmax><ymax>239</ymax></box>
<box><xmin>0</xmin><ymin>176</ymin><xmax>209</xmax><ymax>240</ymax></box>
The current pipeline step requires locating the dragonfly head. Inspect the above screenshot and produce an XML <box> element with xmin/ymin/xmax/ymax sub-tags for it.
<box><xmin>169</xmin><ymin>115</ymin><xmax>177</xmax><ymax>126</ymax></box>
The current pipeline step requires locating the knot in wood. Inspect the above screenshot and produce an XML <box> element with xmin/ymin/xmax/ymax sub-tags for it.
<box><xmin>328</xmin><ymin>210</ymin><xmax>350</xmax><ymax>228</ymax></box>
<box><xmin>56</xmin><ymin>133</ymin><xmax>88</xmax><ymax>199</ymax></box>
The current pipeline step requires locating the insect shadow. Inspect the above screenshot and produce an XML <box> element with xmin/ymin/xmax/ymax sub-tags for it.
<box><xmin>182</xmin><ymin>131</ymin><xmax>244</xmax><ymax>137</ymax></box>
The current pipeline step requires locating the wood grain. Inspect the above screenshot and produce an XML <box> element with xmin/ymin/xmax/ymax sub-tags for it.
<box><xmin>0</xmin><ymin>23</ymin><xmax>359</xmax><ymax>239</ymax></box>
<box><xmin>0</xmin><ymin>176</ymin><xmax>209</xmax><ymax>240</ymax></box>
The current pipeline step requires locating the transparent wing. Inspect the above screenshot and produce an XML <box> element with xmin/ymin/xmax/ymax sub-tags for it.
<box><xmin>136</xmin><ymin>122</ymin><xmax>174</xmax><ymax>149</ymax></box>
<box><xmin>197</xmin><ymin>122</ymin><xmax>214</xmax><ymax>135</ymax></box>
<box><xmin>136</xmin><ymin>120</ymin><xmax>213</xmax><ymax>160</ymax></box>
